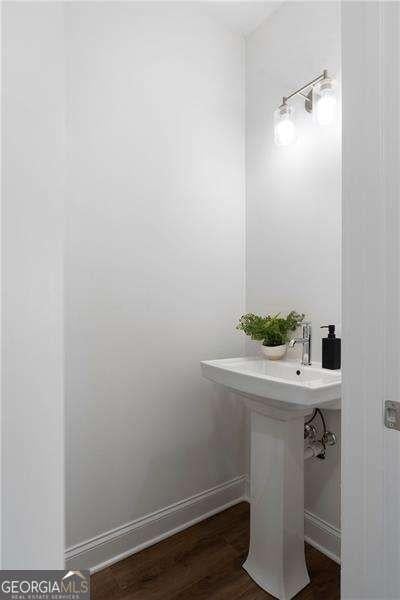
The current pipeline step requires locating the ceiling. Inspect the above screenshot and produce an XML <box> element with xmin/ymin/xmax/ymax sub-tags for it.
<box><xmin>203</xmin><ymin>1</ymin><xmax>284</xmax><ymax>37</ymax></box>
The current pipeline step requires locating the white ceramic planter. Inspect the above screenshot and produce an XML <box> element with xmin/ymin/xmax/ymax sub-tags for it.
<box><xmin>261</xmin><ymin>344</ymin><xmax>287</xmax><ymax>361</ymax></box>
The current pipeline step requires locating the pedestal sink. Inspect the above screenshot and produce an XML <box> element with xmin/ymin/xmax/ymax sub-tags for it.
<box><xmin>201</xmin><ymin>357</ymin><xmax>341</xmax><ymax>600</ymax></box>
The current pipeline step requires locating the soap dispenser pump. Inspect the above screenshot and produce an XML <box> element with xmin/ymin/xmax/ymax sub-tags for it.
<box><xmin>321</xmin><ymin>325</ymin><xmax>341</xmax><ymax>370</ymax></box>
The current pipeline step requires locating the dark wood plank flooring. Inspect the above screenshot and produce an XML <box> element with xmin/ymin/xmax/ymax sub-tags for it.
<box><xmin>91</xmin><ymin>502</ymin><xmax>340</xmax><ymax>599</ymax></box>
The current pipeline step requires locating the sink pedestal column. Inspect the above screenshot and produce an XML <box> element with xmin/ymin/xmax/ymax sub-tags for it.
<box><xmin>243</xmin><ymin>401</ymin><xmax>311</xmax><ymax>600</ymax></box>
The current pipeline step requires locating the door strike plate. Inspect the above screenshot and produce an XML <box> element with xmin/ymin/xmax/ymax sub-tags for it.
<box><xmin>384</xmin><ymin>401</ymin><xmax>400</xmax><ymax>431</ymax></box>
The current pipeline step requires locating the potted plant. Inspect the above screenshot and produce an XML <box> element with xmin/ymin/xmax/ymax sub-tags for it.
<box><xmin>236</xmin><ymin>311</ymin><xmax>305</xmax><ymax>360</ymax></box>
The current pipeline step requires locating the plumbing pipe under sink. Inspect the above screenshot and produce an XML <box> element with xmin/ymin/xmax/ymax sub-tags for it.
<box><xmin>304</xmin><ymin>441</ymin><xmax>325</xmax><ymax>460</ymax></box>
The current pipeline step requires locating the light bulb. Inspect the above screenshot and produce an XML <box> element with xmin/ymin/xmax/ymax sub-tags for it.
<box><xmin>274</xmin><ymin>104</ymin><xmax>296</xmax><ymax>146</ymax></box>
<box><xmin>314</xmin><ymin>77</ymin><xmax>336</xmax><ymax>126</ymax></box>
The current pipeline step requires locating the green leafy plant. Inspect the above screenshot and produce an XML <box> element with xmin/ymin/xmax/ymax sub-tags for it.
<box><xmin>236</xmin><ymin>311</ymin><xmax>305</xmax><ymax>347</ymax></box>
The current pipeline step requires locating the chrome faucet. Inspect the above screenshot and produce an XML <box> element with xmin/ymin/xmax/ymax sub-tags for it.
<box><xmin>289</xmin><ymin>322</ymin><xmax>312</xmax><ymax>365</ymax></box>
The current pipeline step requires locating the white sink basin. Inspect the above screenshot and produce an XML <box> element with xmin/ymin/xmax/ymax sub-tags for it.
<box><xmin>201</xmin><ymin>356</ymin><xmax>341</xmax><ymax>410</ymax></box>
<box><xmin>201</xmin><ymin>355</ymin><xmax>341</xmax><ymax>599</ymax></box>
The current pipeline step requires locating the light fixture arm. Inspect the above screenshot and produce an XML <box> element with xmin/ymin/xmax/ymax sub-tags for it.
<box><xmin>280</xmin><ymin>69</ymin><xmax>329</xmax><ymax>113</ymax></box>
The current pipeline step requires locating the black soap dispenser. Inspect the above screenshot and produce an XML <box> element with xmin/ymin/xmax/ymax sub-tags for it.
<box><xmin>321</xmin><ymin>325</ymin><xmax>341</xmax><ymax>370</ymax></box>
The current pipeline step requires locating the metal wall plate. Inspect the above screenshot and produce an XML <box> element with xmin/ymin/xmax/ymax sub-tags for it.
<box><xmin>385</xmin><ymin>400</ymin><xmax>400</xmax><ymax>431</ymax></box>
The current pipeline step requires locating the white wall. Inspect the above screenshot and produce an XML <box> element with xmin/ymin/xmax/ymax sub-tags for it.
<box><xmin>246</xmin><ymin>1</ymin><xmax>341</xmax><ymax>539</ymax></box>
<box><xmin>65</xmin><ymin>2</ymin><xmax>246</xmax><ymax>556</ymax></box>
<box><xmin>1</xmin><ymin>2</ymin><xmax>65</xmax><ymax>568</ymax></box>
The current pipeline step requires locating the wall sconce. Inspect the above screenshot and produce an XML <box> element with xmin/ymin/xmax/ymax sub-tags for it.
<box><xmin>274</xmin><ymin>70</ymin><xmax>336</xmax><ymax>146</ymax></box>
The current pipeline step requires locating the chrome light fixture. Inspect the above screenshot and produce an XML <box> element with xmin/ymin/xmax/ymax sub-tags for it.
<box><xmin>274</xmin><ymin>70</ymin><xmax>336</xmax><ymax>146</ymax></box>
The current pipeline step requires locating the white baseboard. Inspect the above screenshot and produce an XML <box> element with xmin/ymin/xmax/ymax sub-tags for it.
<box><xmin>65</xmin><ymin>474</ymin><xmax>247</xmax><ymax>573</ymax></box>
<box><xmin>304</xmin><ymin>509</ymin><xmax>341</xmax><ymax>564</ymax></box>
<box><xmin>66</xmin><ymin>475</ymin><xmax>340</xmax><ymax>573</ymax></box>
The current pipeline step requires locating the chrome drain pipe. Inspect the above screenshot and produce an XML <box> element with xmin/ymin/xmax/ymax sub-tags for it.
<box><xmin>304</xmin><ymin>441</ymin><xmax>325</xmax><ymax>460</ymax></box>
<box><xmin>304</xmin><ymin>408</ymin><xmax>337</xmax><ymax>460</ymax></box>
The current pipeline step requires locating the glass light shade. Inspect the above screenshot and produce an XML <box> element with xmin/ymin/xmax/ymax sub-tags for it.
<box><xmin>274</xmin><ymin>104</ymin><xmax>296</xmax><ymax>146</ymax></box>
<box><xmin>314</xmin><ymin>77</ymin><xmax>336</xmax><ymax>126</ymax></box>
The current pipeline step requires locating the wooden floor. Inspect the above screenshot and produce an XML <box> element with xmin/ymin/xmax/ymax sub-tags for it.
<box><xmin>91</xmin><ymin>502</ymin><xmax>340</xmax><ymax>599</ymax></box>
